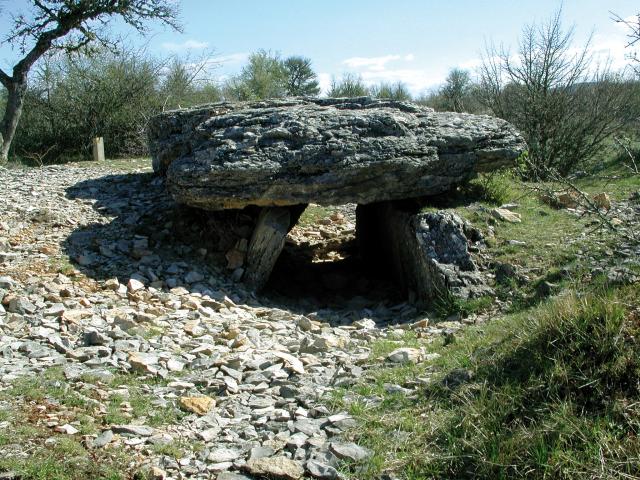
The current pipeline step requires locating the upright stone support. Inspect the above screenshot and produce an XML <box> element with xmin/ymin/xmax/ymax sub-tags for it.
<box><xmin>243</xmin><ymin>205</ymin><xmax>306</xmax><ymax>291</ymax></box>
<box><xmin>357</xmin><ymin>202</ymin><xmax>489</xmax><ymax>306</ymax></box>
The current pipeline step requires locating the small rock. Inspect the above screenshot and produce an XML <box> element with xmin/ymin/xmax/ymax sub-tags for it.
<box><xmin>91</xmin><ymin>430</ymin><xmax>114</xmax><ymax>448</ymax></box>
<box><xmin>179</xmin><ymin>396</ymin><xmax>215</xmax><ymax>415</ymax></box>
<box><xmin>150</xmin><ymin>466</ymin><xmax>166</xmax><ymax>480</ymax></box>
<box><xmin>329</xmin><ymin>442</ymin><xmax>372</xmax><ymax>462</ymax></box>
<box><xmin>248</xmin><ymin>446</ymin><xmax>275</xmax><ymax>461</ymax></box>
<box><xmin>127</xmin><ymin>278</ymin><xmax>145</xmax><ymax>292</ymax></box>
<box><xmin>54</xmin><ymin>424</ymin><xmax>79</xmax><ymax>435</ymax></box>
<box><xmin>84</xmin><ymin>330</ymin><xmax>110</xmax><ymax>346</ymax></box>
<box><xmin>8</xmin><ymin>297</ymin><xmax>37</xmax><ymax>315</ymax></box>
<box><xmin>216</xmin><ymin>473</ymin><xmax>253</xmax><ymax>480</ymax></box>
<box><xmin>491</xmin><ymin>208</ymin><xmax>521</xmax><ymax>223</ymax></box>
<box><xmin>166</xmin><ymin>358</ymin><xmax>185</xmax><ymax>372</ymax></box>
<box><xmin>185</xmin><ymin>271</ymin><xmax>205</xmax><ymax>283</ymax></box>
<box><xmin>244</xmin><ymin>456</ymin><xmax>304</xmax><ymax>480</ymax></box>
<box><xmin>128</xmin><ymin>352</ymin><xmax>159</xmax><ymax>374</ymax></box>
<box><xmin>386</xmin><ymin>347</ymin><xmax>422</xmax><ymax>364</ymax></box>
<box><xmin>111</xmin><ymin>424</ymin><xmax>155</xmax><ymax>436</ymax></box>
<box><xmin>306</xmin><ymin>459</ymin><xmax>339</xmax><ymax>479</ymax></box>
<box><xmin>208</xmin><ymin>447</ymin><xmax>242</xmax><ymax>463</ymax></box>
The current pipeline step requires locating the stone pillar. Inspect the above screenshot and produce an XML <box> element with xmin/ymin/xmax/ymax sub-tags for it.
<box><xmin>243</xmin><ymin>205</ymin><xmax>306</xmax><ymax>291</ymax></box>
<box><xmin>356</xmin><ymin>201</ymin><xmax>487</xmax><ymax>307</ymax></box>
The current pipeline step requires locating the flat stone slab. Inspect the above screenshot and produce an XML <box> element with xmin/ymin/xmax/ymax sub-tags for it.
<box><xmin>148</xmin><ymin>97</ymin><xmax>526</xmax><ymax>210</ymax></box>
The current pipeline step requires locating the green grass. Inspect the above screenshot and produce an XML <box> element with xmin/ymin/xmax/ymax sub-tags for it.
<box><xmin>423</xmin><ymin>167</ymin><xmax>640</xmax><ymax>316</ymax></box>
<box><xmin>434</xmin><ymin>292</ymin><xmax>494</xmax><ymax>318</ymax></box>
<box><xmin>0</xmin><ymin>407</ymin><xmax>133</xmax><ymax>480</ymax></box>
<box><xmin>0</xmin><ymin>368</ymin><xmax>184</xmax><ymax>479</ymax></box>
<box><xmin>297</xmin><ymin>204</ymin><xmax>333</xmax><ymax>227</ymax></box>
<box><xmin>329</xmin><ymin>282</ymin><xmax>640</xmax><ymax>479</ymax></box>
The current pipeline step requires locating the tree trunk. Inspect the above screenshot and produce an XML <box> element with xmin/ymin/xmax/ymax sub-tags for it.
<box><xmin>0</xmin><ymin>79</ymin><xmax>27</xmax><ymax>163</ymax></box>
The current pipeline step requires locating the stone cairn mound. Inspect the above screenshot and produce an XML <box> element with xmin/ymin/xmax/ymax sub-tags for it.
<box><xmin>148</xmin><ymin>97</ymin><xmax>526</xmax><ymax>304</ymax></box>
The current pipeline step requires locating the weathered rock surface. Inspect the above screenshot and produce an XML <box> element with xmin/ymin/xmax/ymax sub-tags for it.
<box><xmin>148</xmin><ymin>97</ymin><xmax>526</xmax><ymax>210</ymax></box>
<box><xmin>357</xmin><ymin>203</ymin><xmax>491</xmax><ymax>304</ymax></box>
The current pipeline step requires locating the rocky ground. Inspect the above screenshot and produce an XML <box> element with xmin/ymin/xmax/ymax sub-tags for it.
<box><xmin>0</xmin><ymin>161</ymin><xmax>473</xmax><ymax>480</ymax></box>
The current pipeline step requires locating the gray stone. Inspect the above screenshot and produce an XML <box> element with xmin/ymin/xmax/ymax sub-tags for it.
<box><xmin>243</xmin><ymin>456</ymin><xmax>305</xmax><ymax>480</ymax></box>
<box><xmin>357</xmin><ymin>205</ymin><xmax>492</xmax><ymax>304</ymax></box>
<box><xmin>185</xmin><ymin>270</ymin><xmax>205</xmax><ymax>283</ymax></box>
<box><xmin>8</xmin><ymin>297</ymin><xmax>37</xmax><ymax>315</ymax></box>
<box><xmin>329</xmin><ymin>442</ymin><xmax>372</xmax><ymax>462</ymax></box>
<box><xmin>248</xmin><ymin>445</ymin><xmax>275</xmax><ymax>461</ymax></box>
<box><xmin>208</xmin><ymin>447</ymin><xmax>243</xmax><ymax>463</ymax></box>
<box><xmin>149</xmin><ymin>98</ymin><xmax>526</xmax><ymax>209</ymax></box>
<box><xmin>83</xmin><ymin>330</ymin><xmax>111</xmax><ymax>346</ymax></box>
<box><xmin>386</xmin><ymin>347</ymin><xmax>422</xmax><ymax>364</ymax></box>
<box><xmin>91</xmin><ymin>430</ymin><xmax>114</xmax><ymax>448</ymax></box>
<box><xmin>306</xmin><ymin>459</ymin><xmax>339</xmax><ymax>479</ymax></box>
<box><xmin>216</xmin><ymin>473</ymin><xmax>253</xmax><ymax>480</ymax></box>
<box><xmin>111</xmin><ymin>424</ymin><xmax>156</xmax><ymax>436</ymax></box>
<box><xmin>243</xmin><ymin>207</ymin><xmax>295</xmax><ymax>291</ymax></box>
<box><xmin>292</xmin><ymin>418</ymin><xmax>321</xmax><ymax>436</ymax></box>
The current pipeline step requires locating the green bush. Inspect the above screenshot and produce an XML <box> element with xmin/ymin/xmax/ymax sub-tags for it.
<box><xmin>327</xmin><ymin>73</ymin><xmax>370</xmax><ymax>97</ymax></box>
<box><xmin>12</xmin><ymin>48</ymin><xmax>222</xmax><ymax>163</ymax></box>
<box><xmin>222</xmin><ymin>50</ymin><xmax>320</xmax><ymax>100</ymax></box>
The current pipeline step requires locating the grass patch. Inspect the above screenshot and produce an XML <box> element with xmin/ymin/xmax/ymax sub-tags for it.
<box><xmin>434</xmin><ymin>292</ymin><xmax>494</xmax><ymax>318</ymax></box>
<box><xmin>0</xmin><ymin>405</ymin><xmax>134</xmax><ymax>480</ymax></box>
<box><xmin>298</xmin><ymin>204</ymin><xmax>333</xmax><ymax>227</ymax></box>
<box><xmin>331</xmin><ymin>282</ymin><xmax>640</xmax><ymax>479</ymax></box>
<box><xmin>0</xmin><ymin>368</ymin><xmax>183</xmax><ymax>479</ymax></box>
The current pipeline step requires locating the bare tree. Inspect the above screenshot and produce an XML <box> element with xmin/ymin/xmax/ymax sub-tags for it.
<box><xmin>611</xmin><ymin>12</ymin><xmax>640</xmax><ymax>74</ymax></box>
<box><xmin>0</xmin><ymin>0</ymin><xmax>180</xmax><ymax>163</ymax></box>
<box><xmin>479</xmin><ymin>9</ymin><xmax>635</xmax><ymax>178</ymax></box>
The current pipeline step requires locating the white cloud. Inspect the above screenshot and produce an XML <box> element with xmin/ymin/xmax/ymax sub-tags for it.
<box><xmin>342</xmin><ymin>53</ymin><xmax>415</xmax><ymax>71</ymax></box>
<box><xmin>215</xmin><ymin>52</ymin><xmax>250</xmax><ymax>64</ymax></box>
<box><xmin>588</xmin><ymin>33</ymin><xmax>636</xmax><ymax>72</ymax></box>
<box><xmin>337</xmin><ymin>53</ymin><xmax>449</xmax><ymax>95</ymax></box>
<box><xmin>162</xmin><ymin>39</ymin><xmax>209</xmax><ymax>52</ymax></box>
<box><xmin>317</xmin><ymin>72</ymin><xmax>332</xmax><ymax>94</ymax></box>
<box><xmin>359</xmin><ymin>68</ymin><xmax>449</xmax><ymax>95</ymax></box>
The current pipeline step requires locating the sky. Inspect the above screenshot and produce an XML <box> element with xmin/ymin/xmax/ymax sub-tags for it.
<box><xmin>0</xmin><ymin>0</ymin><xmax>638</xmax><ymax>96</ymax></box>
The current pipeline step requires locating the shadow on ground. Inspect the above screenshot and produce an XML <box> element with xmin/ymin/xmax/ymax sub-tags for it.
<box><xmin>63</xmin><ymin>171</ymin><xmax>409</xmax><ymax>325</ymax></box>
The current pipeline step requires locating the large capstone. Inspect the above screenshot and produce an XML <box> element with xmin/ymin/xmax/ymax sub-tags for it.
<box><xmin>148</xmin><ymin>97</ymin><xmax>526</xmax><ymax>210</ymax></box>
<box><xmin>147</xmin><ymin>97</ymin><xmax>526</xmax><ymax>302</ymax></box>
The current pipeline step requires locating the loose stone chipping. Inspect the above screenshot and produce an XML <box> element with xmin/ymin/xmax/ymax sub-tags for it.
<box><xmin>0</xmin><ymin>163</ymin><xmax>489</xmax><ymax>479</ymax></box>
<box><xmin>148</xmin><ymin>97</ymin><xmax>527</xmax><ymax>297</ymax></box>
<box><xmin>2</xmin><ymin>159</ymin><xmax>639</xmax><ymax>478</ymax></box>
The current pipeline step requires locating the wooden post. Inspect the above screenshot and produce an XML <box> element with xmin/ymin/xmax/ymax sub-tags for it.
<box><xmin>92</xmin><ymin>137</ymin><xmax>105</xmax><ymax>162</ymax></box>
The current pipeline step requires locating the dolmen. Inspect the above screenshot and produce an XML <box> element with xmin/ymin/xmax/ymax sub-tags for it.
<box><xmin>148</xmin><ymin>97</ymin><xmax>526</xmax><ymax>305</ymax></box>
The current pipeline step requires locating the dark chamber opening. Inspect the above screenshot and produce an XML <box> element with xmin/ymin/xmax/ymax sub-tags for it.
<box><xmin>263</xmin><ymin>204</ymin><xmax>405</xmax><ymax>308</ymax></box>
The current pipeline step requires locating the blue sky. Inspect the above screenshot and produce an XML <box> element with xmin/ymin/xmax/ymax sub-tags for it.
<box><xmin>1</xmin><ymin>0</ymin><xmax>638</xmax><ymax>95</ymax></box>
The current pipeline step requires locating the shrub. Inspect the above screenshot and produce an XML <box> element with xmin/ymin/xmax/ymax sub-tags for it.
<box><xmin>479</xmin><ymin>10</ymin><xmax>637</xmax><ymax>178</ymax></box>
<box><xmin>327</xmin><ymin>73</ymin><xmax>370</xmax><ymax>97</ymax></box>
